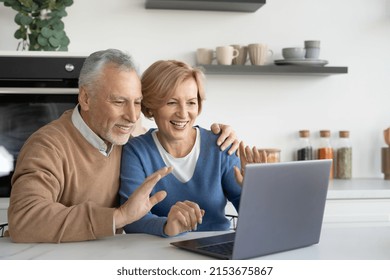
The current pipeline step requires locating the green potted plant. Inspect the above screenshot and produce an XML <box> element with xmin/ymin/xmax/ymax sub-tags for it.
<box><xmin>0</xmin><ymin>0</ymin><xmax>73</xmax><ymax>51</ymax></box>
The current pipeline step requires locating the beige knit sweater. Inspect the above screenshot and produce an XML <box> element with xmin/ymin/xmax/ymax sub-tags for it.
<box><xmin>8</xmin><ymin>110</ymin><xmax>122</xmax><ymax>243</ymax></box>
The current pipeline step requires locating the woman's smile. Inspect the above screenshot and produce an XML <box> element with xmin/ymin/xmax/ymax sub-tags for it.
<box><xmin>170</xmin><ymin>120</ymin><xmax>189</xmax><ymax>129</ymax></box>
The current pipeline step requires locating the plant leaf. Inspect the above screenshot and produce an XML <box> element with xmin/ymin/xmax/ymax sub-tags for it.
<box><xmin>41</xmin><ymin>26</ymin><xmax>53</xmax><ymax>38</ymax></box>
<box><xmin>64</xmin><ymin>0</ymin><xmax>73</xmax><ymax>7</ymax></box>
<box><xmin>3</xmin><ymin>0</ymin><xmax>18</xmax><ymax>9</ymax></box>
<box><xmin>35</xmin><ymin>18</ymin><xmax>46</xmax><ymax>28</ymax></box>
<box><xmin>49</xmin><ymin>36</ymin><xmax>60</xmax><ymax>47</ymax></box>
<box><xmin>11</xmin><ymin>1</ymin><xmax>22</xmax><ymax>12</ymax></box>
<box><xmin>53</xmin><ymin>21</ymin><xmax>65</xmax><ymax>31</ymax></box>
<box><xmin>60</xmin><ymin>34</ymin><xmax>70</xmax><ymax>46</ymax></box>
<box><xmin>20</xmin><ymin>14</ymin><xmax>33</xmax><ymax>26</ymax></box>
<box><xmin>14</xmin><ymin>12</ymin><xmax>23</xmax><ymax>25</ymax></box>
<box><xmin>19</xmin><ymin>0</ymin><xmax>34</xmax><ymax>9</ymax></box>
<box><xmin>53</xmin><ymin>30</ymin><xmax>65</xmax><ymax>39</ymax></box>
<box><xmin>37</xmin><ymin>34</ymin><xmax>48</xmax><ymax>46</ymax></box>
<box><xmin>14</xmin><ymin>28</ymin><xmax>26</xmax><ymax>40</ymax></box>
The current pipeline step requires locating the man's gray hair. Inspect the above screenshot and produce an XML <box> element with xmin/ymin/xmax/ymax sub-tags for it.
<box><xmin>78</xmin><ymin>49</ymin><xmax>139</xmax><ymax>91</ymax></box>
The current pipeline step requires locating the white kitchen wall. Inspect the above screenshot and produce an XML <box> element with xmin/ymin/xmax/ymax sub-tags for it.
<box><xmin>0</xmin><ymin>0</ymin><xmax>389</xmax><ymax>178</ymax></box>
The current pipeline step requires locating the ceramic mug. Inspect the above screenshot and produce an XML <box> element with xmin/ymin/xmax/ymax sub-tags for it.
<box><xmin>231</xmin><ymin>44</ymin><xmax>249</xmax><ymax>65</ymax></box>
<box><xmin>304</xmin><ymin>40</ymin><xmax>321</xmax><ymax>59</ymax></box>
<box><xmin>216</xmin><ymin>46</ymin><xmax>239</xmax><ymax>65</ymax></box>
<box><xmin>248</xmin><ymin>44</ymin><xmax>273</xmax><ymax>65</ymax></box>
<box><xmin>196</xmin><ymin>48</ymin><xmax>215</xmax><ymax>65</ymax></box>
<box><xmin>305</xmin><ymin>47</ymin><xmax>320</xmax><ymax>59</ymax></box>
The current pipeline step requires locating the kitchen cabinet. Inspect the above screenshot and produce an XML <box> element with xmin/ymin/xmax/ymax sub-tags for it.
<box><xmin>145</xmin><ymin>0</ymin><xmax>266</xmax><ymax>13</ymax></box>
<box><xmin>226</xmin><ymin>178</ymin><xmax>390</xmax><ymax>225</ymax></box>
<box><xmin>324</xmin><ymin>179</ymin><xmax>390</xmax><ymax>225</ymax></box>
<box><xmin>324</xmin><ymin>199</ymin><xmax>390</xmax><ymax>225</ymax></box>
<box><xmin>196</xmin><ymin>64</ymin><xmax>348</xmax><ymax>75</ymax></box>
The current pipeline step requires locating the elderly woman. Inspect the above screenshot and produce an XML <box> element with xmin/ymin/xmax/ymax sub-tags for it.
<box><xmin>119</xmin><ymin>60</ymin><xmax>255</xmax><ymax>237</ymax></box>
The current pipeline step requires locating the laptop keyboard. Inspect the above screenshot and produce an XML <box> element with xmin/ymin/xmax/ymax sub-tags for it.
<box><xmin>198</xmin><ymin>241</ymin><xmax>234</xmax><ymax>256</ymax></box>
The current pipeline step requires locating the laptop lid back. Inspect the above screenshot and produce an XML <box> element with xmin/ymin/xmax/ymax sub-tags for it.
<box><xmin>232</xmin><ymin>160</ymin><xmax>331</xmax><ymax>259</ymax></box>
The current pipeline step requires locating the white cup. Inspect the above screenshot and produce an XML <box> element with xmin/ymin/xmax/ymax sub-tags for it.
<box><xmin>231</xmin><ymin>44</ymin><xmax>249</xmax><ymax>65</ymax></box>
<box><xmin>248</xmin><ymin>44</ymin><xmax>273</xmax><ymax>65</ymax></box>
<box><xmin>196</xmin><ymin>48</ymin><xmax>215</xmax><ymax>65</ymax></box>
<box><xmin>304</xmin><ymin>40</ymin><xmax>321</xmax><ymax>59</ymax></box>
<box><xmin>216</xmin><ymin>46</ymin><xmax>239</xmax><ymax>65</ymax></box>
<box><xmin>305</xmin><ymin>48</ymin><xmax>320</xmax><ymax>59</ymax></box>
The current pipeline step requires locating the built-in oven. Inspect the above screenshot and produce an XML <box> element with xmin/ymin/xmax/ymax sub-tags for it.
<box><xmin>0</xmin><ymin>54</ymin><xmax>87</xmax><ymax>197</ymax></box>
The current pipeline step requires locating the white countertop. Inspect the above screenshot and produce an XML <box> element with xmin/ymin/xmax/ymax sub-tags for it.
<box><xmin>1</xmin><ymin>179</ymin><xmax>390</xmax><ymax>260</ymax></box>
<box><xmin>1</xmin><ymin>223</ymin><xmax>390</xmax><ymax>260</ymax></box>
<box><xmin>327</xmin><ymin>178</ymin><xmax>390</xmax><ymax>199</ymax></box>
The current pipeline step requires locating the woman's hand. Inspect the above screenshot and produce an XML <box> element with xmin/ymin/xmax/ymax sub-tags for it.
<box><xmin>210</xmin><ymin>123</ymin><xmax>239</xmax><ymax>155</ymax></box>
<box><xmin>164</xmin><ymin>200</ymin><xmax>205</xmax><ymax>236</ymax></box>
<box><xmin>234</xmin><ymin>142</ymin><xmax>267</xmax><ymax>186</ymax></box>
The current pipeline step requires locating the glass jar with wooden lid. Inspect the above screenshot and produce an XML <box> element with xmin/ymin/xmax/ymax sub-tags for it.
<box><xmin>317</xmin><ymin>130</ymin><xmax>334</xmax><ymax>179</ymax></box>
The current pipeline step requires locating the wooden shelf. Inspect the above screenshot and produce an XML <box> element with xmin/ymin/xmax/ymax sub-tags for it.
<box><xmin>196</xmin><ymin>65</ymin><xmax>348</xmax><ymax>75</ymax></box>
<box><xmin>145</xmin><ymin>0</ymin><xmax>266</xmax><ymax>13</ymax></box>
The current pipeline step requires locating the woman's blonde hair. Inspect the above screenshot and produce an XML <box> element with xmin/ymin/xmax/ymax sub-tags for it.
<box><xmin>141</xmin><ymin>60</ymin><xmax>206</xmax><ymax>119</ymax></box>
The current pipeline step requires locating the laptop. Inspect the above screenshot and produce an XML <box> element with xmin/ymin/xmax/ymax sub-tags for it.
<box><xmin>170</xmin><ymin>159</ymin><xmax>331</xmax><ymax>260</ymax></box>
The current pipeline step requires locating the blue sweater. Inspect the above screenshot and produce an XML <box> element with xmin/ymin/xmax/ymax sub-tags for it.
<box><xmin>119</xmin><ymin>126</ymin><xmax>241</xmax><ymax>237</ymax></box>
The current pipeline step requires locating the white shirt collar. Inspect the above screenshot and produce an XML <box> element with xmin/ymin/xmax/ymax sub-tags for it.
<box><xmin>71</xmin><ymin>105</ymin><xmax>113</xmax><ymax>156</ymax></box>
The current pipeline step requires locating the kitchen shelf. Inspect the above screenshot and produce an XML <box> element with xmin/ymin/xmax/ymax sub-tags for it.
<box><xmin>145</xmin><ymin>0</ymin><xmax>266</xmax><ymax>13</ymax></box>
<box><xmin>196</xmin><ymin>65</ymin><xmax>348</xmax><ymax>75</ymax></box>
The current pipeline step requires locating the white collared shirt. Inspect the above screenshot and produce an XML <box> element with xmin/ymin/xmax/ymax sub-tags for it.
<box><xmin>71</xmin><ymin>105</ymin><xmax>114</xmax><ymax>156</ymax></box>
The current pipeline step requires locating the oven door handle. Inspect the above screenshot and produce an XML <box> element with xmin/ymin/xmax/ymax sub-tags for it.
<box><xmin>0</xmin><ymin>88</ymin><xmax>78</xmax><ymax>94</ymax></box>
